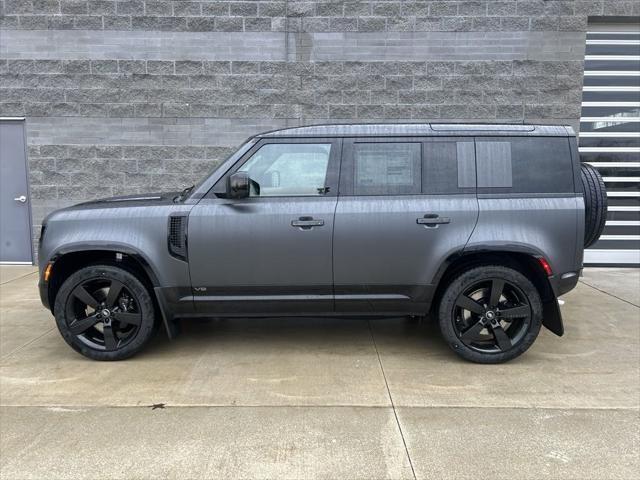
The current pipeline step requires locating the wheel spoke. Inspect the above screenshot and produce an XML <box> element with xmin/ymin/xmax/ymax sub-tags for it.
<box><xmin>461</xmin><ymin>319</ymin><xmax>486</xmax><ymax>341</ymax></box>
<box><xmin>112</xmin><ymin>311</ymin><xmax>142</xmax><ymax>326</ymax></box>
<box><xmin>69</xmin><ymin>313</ymin><xmax>100</xmax><ymax>335</ymax></box>
<box><xmin>105</xmin><ymin>280</ymin><xmax>124</xmax><ymax>308</ymax></box>
<box><xmin>456</xmin><ymin>295</ymin><xmax>485</xmax><ymax>315</ymax></box>
<box><xmin>500</xmin><ymin>305</ymin><xmax>530</xmax><ymax>320</ymax></box>
<box><xmin>103</xmin><ymin>325</ymin><xmax>118</xmax><ymax>351</ymax></box>
<box><xmin>72</xmin><ymin>285</ymin><xmax>100</xmax><ymax>309</ymax></box>
<box><xmin>489</xmin><ymin>279</ymin><xmax>505</xmax><ymax>308</ymax></box>
<box><xmin>491</xmin><ymin>324</ymin><xmax>512</xmax><ymax>351</ymax></box>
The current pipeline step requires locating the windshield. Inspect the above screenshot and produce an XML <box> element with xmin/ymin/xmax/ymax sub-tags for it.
<box><xmin>188</xmin><ymin>138</ymin><xmax>256</xmax><ymax>199</ymax></box>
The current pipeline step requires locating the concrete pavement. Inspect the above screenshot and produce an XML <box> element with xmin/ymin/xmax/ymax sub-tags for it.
<box><xmin>0</xmin><ymin>267</ymin><xmax>638</xmax><ymax>479</ymax></box>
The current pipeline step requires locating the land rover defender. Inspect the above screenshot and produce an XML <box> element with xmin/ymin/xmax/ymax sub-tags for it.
<box><xmin>38</xmin><ymin>124</ymin><xmax>607</xmax><ymax>363</ymax></box>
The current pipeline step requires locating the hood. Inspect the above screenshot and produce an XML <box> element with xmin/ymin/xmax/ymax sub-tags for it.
<box><xmin>41</xmin><ymin>190</ymin><xmax>184</xmax><ymax>226</ymax></box>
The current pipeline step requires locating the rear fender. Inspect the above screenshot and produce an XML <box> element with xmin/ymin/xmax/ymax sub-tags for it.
<box><xmin>433</xmin><ymin>245</ymin><xmax>564</xmax><ymax>337</ymax></box>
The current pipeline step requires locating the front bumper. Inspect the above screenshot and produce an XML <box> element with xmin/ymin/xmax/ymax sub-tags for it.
<box><xmin>38</xmin><ymin>277</ymin><xmax>50</xmax><ymax>310</ymax></box>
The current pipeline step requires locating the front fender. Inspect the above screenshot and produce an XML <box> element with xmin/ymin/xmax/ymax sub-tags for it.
<box><xmin>38</xmin><ymin>204</ymin><xmax>194</xmax><ymax>338</ymax></box>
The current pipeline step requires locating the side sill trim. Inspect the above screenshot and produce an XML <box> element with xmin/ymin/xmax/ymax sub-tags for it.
<box><xmin>188</xmin><ymin>294</ymin><xmax>410</xmax><ymax>302</ymax></box>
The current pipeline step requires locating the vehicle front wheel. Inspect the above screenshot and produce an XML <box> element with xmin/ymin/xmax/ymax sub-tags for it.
<box><xmin>438</xmin><ymin>265</ymin><xmax>543</xmax><ymax>364</ymax></box>
<box><xmin>54</xmin><ymin>265</ymin><xmax>156</xmax><ymax>361</ymax></box>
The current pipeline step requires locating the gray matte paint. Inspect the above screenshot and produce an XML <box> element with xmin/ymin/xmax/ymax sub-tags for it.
<box><xmin>188</xmin><ymin>196</ymin><xmax>337</xmax><ymax>314</ymax></box>
<box><xmin>39</xmin><ymin>194</ymin><xmax>193</xmax><ymax>290</ymax></box>
<box><xmin>468</xmin><ymin>196</ymin><xmax>582</xmax><ymax>279</ymax></box>
<box><xmin>37</xmin><ymin>124</ymin><xmax>585</xmax><ymax>332</ymax></box>
<box><xmin>333</xmin><ymin>194</ymin><xmax>478</xmax><ymax>312</ymax></box>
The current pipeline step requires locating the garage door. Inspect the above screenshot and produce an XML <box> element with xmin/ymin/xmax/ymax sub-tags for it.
<box><xmin>580</xmin><ymin>23</ymin><xmax>640</xmax><ymax>266</ymax></box>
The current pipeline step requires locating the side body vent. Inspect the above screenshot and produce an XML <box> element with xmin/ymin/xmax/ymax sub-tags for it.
<box><xmin>168</xmin><ymin>214</ymin><xmax>188</xmax><ymax>261</ymax></box>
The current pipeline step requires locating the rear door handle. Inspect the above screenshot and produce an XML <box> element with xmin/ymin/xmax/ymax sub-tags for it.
<box><xmin>292</xmin><ymin>216</ymin><xmax>324</xmax><ymax>229</ymax></box>
<box><xmin>417</xmin><ymin>214</ymin><xmax>451</xmax><ymax>226</ymax></box>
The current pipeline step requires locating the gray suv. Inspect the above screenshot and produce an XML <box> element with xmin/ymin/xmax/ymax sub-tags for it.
<box><xmin>38</xmin><ymin>124</ymin><xmax>607</xmax><ymax>363</ymax></box>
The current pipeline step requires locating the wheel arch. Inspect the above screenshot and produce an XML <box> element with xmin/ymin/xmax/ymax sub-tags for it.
<box><xmin>44</xmin><ymin>245</ymin><xmax>174</xmax><ymax>337</ymax></box>
<box><xmin>431</xmin><ymin>249</ymin><xmax>564</xmax><ymax>336</ymax></box>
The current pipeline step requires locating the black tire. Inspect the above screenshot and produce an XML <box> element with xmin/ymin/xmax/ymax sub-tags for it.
<box><xmin>581</xmin><ymin>163</ymin><xmax>607</xmax><ymax>248</ymax></box>
<box><xmin>54</xmin><ymin>265</ymin><xmax>156</xmax><ymax>361</ymax></box>
<box><xmin>438</xmin><ymin>265</ymin><xmax>543</xmax><ymax>364</ymax></box>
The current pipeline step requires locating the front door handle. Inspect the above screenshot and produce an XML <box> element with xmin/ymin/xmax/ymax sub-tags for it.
<box><xmin>13</xmin><ymin>195</ymin><xmax>27</xmax><ymax>203</ymax></box>
<box><xmin>417</xmin><ymin>214</ymin><xmax>450</xmax><ymax>227</ymax></box>
<box><xmin>292</xmin><ymin>216</ymin><xmax>324</xmax><ymax>229</ymax></box>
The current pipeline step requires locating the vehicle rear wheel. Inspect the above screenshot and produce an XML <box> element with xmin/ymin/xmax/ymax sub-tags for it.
<box><xmin>54</xmin><ymin>265</ymin><xmax>156</xmax><ymax>361</ymax></box>
<box><xmin>438</xmin><ymin>265</ymin><xmax>543</xmax><ymax>364</ymax></box>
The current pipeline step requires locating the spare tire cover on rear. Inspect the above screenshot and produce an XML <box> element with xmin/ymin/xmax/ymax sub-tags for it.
<box><xmin>581</xmin><ymin>163</ymin><xmax>608</xmax><ymax>249</ymax></box>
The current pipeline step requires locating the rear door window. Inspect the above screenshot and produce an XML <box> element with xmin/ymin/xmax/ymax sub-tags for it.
<box><xmin>345</xmin><ymin>141</ymin><xmax>422</xmax><ymax>195</ymax></box>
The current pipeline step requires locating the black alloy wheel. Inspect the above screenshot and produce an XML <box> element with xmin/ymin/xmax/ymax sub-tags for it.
<box><xmin>54</xmin><ymin>265</ymin><xmax>156</xmax><ymax>360</ymax></box>
<box><xmin>453</xmin><ymin>278</ymin><xmax>531</xmax><ymax>354</ymax></box>
<box><xmin>65</xmin><ymin>277</ymin><xmax>142</xmax><ymax>351</ymax></box>
<box><xmin>438</xmin><ymin>265</ymin><xmax>543</xmax><ymax>363</ymax></box>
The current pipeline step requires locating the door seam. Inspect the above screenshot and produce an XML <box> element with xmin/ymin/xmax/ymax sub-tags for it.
<box><xmin>330</xmin><ymin>138</ymin><xmax>344</xmax><ymax>312</ymax></box>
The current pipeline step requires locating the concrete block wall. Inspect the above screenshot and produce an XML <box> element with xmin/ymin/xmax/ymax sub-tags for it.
<box><xmin>0</xmin><ymin>0</ymin><xmax>638</xmax><ymax>252</ymax></box>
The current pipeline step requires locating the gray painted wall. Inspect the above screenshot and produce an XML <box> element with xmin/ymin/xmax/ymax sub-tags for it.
<box><xmin>0</xmin><ymin>0</ymin><xmax>638</xmax><ymax>252</ymax></box>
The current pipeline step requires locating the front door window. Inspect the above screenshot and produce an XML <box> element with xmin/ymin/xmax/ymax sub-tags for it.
<box><xmin>238</xmin><ymin>143</ymin><xmax>332</xmax><ymax>196</ymax></box>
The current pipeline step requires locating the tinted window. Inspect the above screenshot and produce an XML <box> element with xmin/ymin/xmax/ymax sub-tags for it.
<box><xmin>476</xmin><ymin>137</ymin><xmax>574</xmax><ymax>193</ymax></box>
<box><xmin>352</xmin><ymin>143</ymin><xmax>421</xmax><ymax>195</ymax></box>
<box><xmin>239</xmin><ymin>143</ymin><xmax>331</xmax><ymax>196</ymax></box>
<box><xmin>476</xmin><ymin>141</ymin><xmax>513</xmax><ymax>188</ymax></box>
<box><xmin>422</xmin><ymin>141</ymin><xmax>476</xmax><ymax>194</ymax></box>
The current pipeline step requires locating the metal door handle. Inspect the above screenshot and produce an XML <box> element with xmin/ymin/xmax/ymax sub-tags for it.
<box><xmin>417</xmin><ymin>214</ymin><xmax>450</xmax><ymax>226</ymax></box>
<box><xmin>291</xmin><ymin>217</ymin><xmax>324</xmax><ymax>229</ymax></box>
<box><xmin>13</xmin><ymin>195</ymin><xmax>27</xmax><ymax>203</ymax></box>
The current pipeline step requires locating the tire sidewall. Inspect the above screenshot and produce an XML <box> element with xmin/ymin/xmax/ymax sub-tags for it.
<box><xmin>581</xmin><ymin>163</ymin><xmax>607</xmax><ymax>248</ymax></box>
<box><xmin>54</xmin><ymin>265</ymin><xmax>156</xmax><ymax>361</ymax></box>
<box><xmin>438</xmin><ymin>266</ymin><xmax>543</xmax><ymax>364</ymax></box>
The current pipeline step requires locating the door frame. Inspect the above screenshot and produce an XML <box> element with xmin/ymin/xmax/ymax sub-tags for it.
<box><xmin>188</xmin><ymin>136</ymin><xmax>344</xmax><ymax>315</ymax></box>
<box><xmin>0</xmin><ymin>117</ymin><xmax>34</xmax><ymax>265</ymax></box>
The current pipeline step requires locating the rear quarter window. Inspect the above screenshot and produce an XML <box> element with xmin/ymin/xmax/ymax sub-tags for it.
<box><xmin>476</xmin><ymin>137</ymin><xmax>574</xmax><ymax>194</ymax></box>
<box><xmin>422</xmin><ymin>140</ymin><xmax>476</xmax><ymax>194</ymax></box>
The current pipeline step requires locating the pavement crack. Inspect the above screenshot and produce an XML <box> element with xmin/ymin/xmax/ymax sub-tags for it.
<box><xmin>0</xmin><ymin>270</ymin><xmax>37</xmax><ymax>286</ymax></box>
<box><xmin>368</xmin><ymin>320</ymin><xmax>417</xmax><ymax>480</ymax></box>
<box><xmin>0</xmin><ymin>327</ymin><xmax>55</xmax><ymax>361</ymax></box>
<box><xmin>578</xmin><ymin>280</ymin><xmax>639</xmax><ymax>309</ymax></box>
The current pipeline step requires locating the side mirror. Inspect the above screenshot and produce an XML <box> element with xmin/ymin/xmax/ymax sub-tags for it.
<box><xmin>226</xmin><ymin>171</ymin><xmax>250</xmax><ymax>199</ymax></box>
